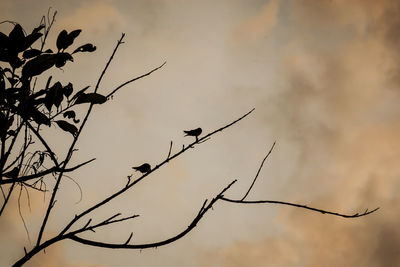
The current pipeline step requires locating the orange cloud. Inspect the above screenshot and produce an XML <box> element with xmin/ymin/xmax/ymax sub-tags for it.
<box><xmin>231</xmin><ymin>0</ymin><xmax>279</xmax><ymax>43</ymax></box>
<box><xmin>57</xmin><ymin>1</ymin><xmax>125</xmax><ymax>35</ymax></box>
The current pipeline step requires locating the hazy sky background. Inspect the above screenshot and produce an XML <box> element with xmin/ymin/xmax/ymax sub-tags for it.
<box><xmin>1</xmin><ymin>0</ymin><xmax>399</xmax><ymax>266</ymax></box>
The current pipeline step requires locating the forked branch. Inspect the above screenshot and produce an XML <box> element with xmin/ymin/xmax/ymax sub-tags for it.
<box><xmin>60</xmin><ymin>108</ymin><xmax>255</xmax><ymax>235</ymax></box>
<box><xmin>67</xmin><ymin>180</ymin><xmax>237</xmax><ymax>249</ymax></box>
<box><xmin>223</xmin><ymin>143</ymin><xmax>379</xmax><ymax>218</ymax></box>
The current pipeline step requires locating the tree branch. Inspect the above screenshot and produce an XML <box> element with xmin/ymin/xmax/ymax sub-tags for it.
<box><xmin>60</xmin><ymin>109</ymin><xmax>254</xmax><ymax>235</ymax></box>
<box><xmin>71</xmin><ymin>213</ymin><xmax>140</xmax><ymax>235</ymax></box>
<box><xmin>106</xmin><ymin>62</ymin><xmax>166</xmax><ymax>99</ymax></box>
<box><xmin>37</xmin><ymin>33</ymin><xmax>128</xmax><ymax>246</ymax></box>
<box><xmin>1</xmin><ymin>158</ymin><xmax>95</xmax><ymax>185</ymax></box>
<box><xmin>241</xmin><ymin>142</ymin><xmax>275</xmax><ymax>200</ymax></box>
<box><xmin>0</xmin><ymin>183</ymin><xmax>15</xmax><ymax>216</ymax></box>
<box><xmin>25</xmin><ymin>121</ymin><xmax>59</xmax><ymax>168</ymax></box>
<box><xmin>67</xmin><ymin>180</ymin><xmax>236</xmax><ymax>249</ymax></box>
<box><xmin>220</xmin><ymin>197</ymin><xmax>379</xmax><ymax>218</ymax></box>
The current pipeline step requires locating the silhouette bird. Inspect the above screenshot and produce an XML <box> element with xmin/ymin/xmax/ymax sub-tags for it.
<box><xmin>132</xmin><ymin>163</ymin><xmax>151</xmax><ymax>173</ymax></box>
<box><xmin>184</xmin><ymin>127</ymin><xmax>202</xmax><ymax>141</ymax></box>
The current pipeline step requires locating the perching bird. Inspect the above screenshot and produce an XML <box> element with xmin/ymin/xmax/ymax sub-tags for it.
<box><xmin>184</xmin><ymin>127</ymin><xmax>202</xmax><ymax>142</ymax></box>
<box><xmin>132</xmin><ymin>163</ymin><xmax>151</xmax><ymax>173</ymax></box>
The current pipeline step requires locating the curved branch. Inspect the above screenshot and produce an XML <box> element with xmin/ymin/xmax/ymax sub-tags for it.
<box><xmin>60</xmin><ymin>109</ymin><xmax>254</xmax><ymax>235</ymax></box>
<box><xmin>67</xmin><ymin>180</ymin><xmax>236</xmax><ymax>249</ymax></box>
<box><xmin>221</xmin><ymin>197</ymin><xmax>379</xmax><ymax>218</ymax></box>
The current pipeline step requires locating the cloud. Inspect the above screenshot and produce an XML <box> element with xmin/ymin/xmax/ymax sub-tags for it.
<box><xmin>57</xmin><ymin>0</ymin><xmax>125</xmax><ymax>35</ymax></box>
<box><xmin>230</xmin><ymin>0</ymin><xmax>279</xmax><ymax>43</ymax></box>
<box><xmin>2</xmin><ymin>1</ymin><xmax>400</xmax><ymax>266</ymax></box>
<box><xmin>200</xmin><ymin>0</ymin><xmax>400</xmax><ymax>266</ymax></box>
<box><xmin>25</xmin><ymin>241</ymin><xmax>107</xmax><ymax>267</ymax></box>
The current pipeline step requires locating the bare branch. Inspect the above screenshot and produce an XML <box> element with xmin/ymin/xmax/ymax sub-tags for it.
<box><xmin>2</xmin><ymin>123</ymin><xmax>24</xmax><ymax>172</ymax></box>
<box><xmin>106</xmin><ymin>61</ymin><xmax>167</xmax><ymax>99</ymax></box>
<box><xmin>1</xmin><ymin>158</ymin><xmax>95</xmax><ymax>185</ymax></box>
<box><xmin>125</xmin><ymin>232</ymin><xmax>133</xmax><ymax>245</ymax></box>
<box><xmin>241</xmin><ymin>142</ymin><xmax>275</xmax><ymax>200</ymax></box>
<box><xmin>1</xmin><ymin>125</ymin><xmax>29</xmax><ymax>216</ymax></box>
<box><xmin>71</xmin><ymin>214</ymin><xmax>139</xmax><ymax>236</ymax></box>
<box><xmin>0</xmin><ymin>183</ymin><xmax>15</xmax><ymax>216</ymax></box>
<box><xmin>21</xmin><ymin>181</ymin><xmax>47</xmax><ymax>193</ymax></box>
<box><xmin>60</xmin><ymin>109</ymin><xmax>254</xmax><ymax>235</ymax></box>
<box><xmin>26</xmin><ymin>121</ymin><xmax>59</xmax><ymax>168</ymax></box>
<box><xmin>220</xmin><ymin>197</ymin><xmax>379</xmax><ymax>218</ymax></box>
<box><xmin>166</xmin><ymin>141</ymin><xmax>173</xmax><ymax>160</ymax></box>
<box><xmin>67</xmin><ymin>181</ymin><xmax>236</xmax><ymax>249</ymax></box>
<box><xmin>40</xmin><ymin>8</ymin><xmax>57</xmax><ymax>51</ymax></box>
<box><xmin>36</xmin><ymin>34</ymin><xmax>127</xmax><ymax>246</ymax></box>
<box><xmin>18</xmin><ymin>185</ymin><xmax>32</xmax><ymax>245</ymax></box>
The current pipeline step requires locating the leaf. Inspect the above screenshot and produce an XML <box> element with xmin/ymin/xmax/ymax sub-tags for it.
<box><xmin>7</xmin><ymin>77</ymin><xmax>18</xmax><ymax>86</ymax></box>
<box><xmin>0</xmin><ymin>113</ymin><xmax>13</xmax><ymax>136</ymax></box>
<box><xmin>75</xmin><ymin>93</ymin><xmax>107</xmax><ymax>105</ymax></box>
<box><xmin>68</xmin><ymin>29</ymin><xmax>82</xmax><ymax>40</ymax></box>
<box><xmin>63</xmin><ymin>110</ymin><xmax>80</xmax><ymax>123</ymax></box>
<box><xmin>7</xmin><ymin>130</ymin><xmax>16</xmax><ymax>136</ymax></box>
<box><xmin>9</xmin><ymin>56</ymin><xmax>24</xmax><ymax>69</ymax></box>
<box><xmin>44</xmin><ymin>82</ymin><xmax>63</xmax><ymax>111</ymax></box>
<box><xmin>0</xmin><ymin>68</ymin><xmax>5</xmax><ymax>93</ymax></box>
<box><xmin>63</xmin><ymin>110</ymin><xmax>76</xmax><ymax>119</ymax></box>
<box><xmin>9</xmin><ymin>24</ymin><xmax>25</xmax><ymax>52</ymax></box>
<box><xmin>30</xmin><ymin>108</ymin><xmax>50</xmax><ymax>126</ymax></box>
<box><xmin>22</xmin><ymin>54</ymin><xmax>57</xmax><ymax>78</ymax></box>
<box><xmin>55</xmin><ymin>52</ymin><xmax>73</xmax><ymax>68</ymax></box>
<box><xmin>56</xmin><ymin>29</ymin><xmax>82</xmax><ymax>51</ymax></box>
<box><xmin>73</xmin><ymin>43</ymin><xmax>96</xmax><ymax>54</ymax></box>
<box><xmin>23</xmin><ymin>32</ymin><xmax>43</xmax><ymax>50</ymax></box>
<box><xmin>31</xmin><ymin>25</ymin><xmax>45</xmax><ymax>35</ymax></box>
<box><xmin>23</xmin><ymin>49</ymin><xmax>42</xmax><ymax>59</ymax></box>
<box><xmin>44</xmin><ymin>86</ymin><xmax>55</xmax><ymax>111</ymax></box>
<box><xmin>56</xmin><ymin>30</ymin><xmax>68</xmax><ymax>51</ymax></box>
<box><xmin>56</xmin><ymin>120</ymin><xmax>78</xmax><ymax>137</ymax></box>
<box><xmin>0</xmin><ymin>32</ymin><xmax>9</xmax><ymax>49</ymax></box>
<box><xmin>53</xmin><ymin>82</ymin><xmax>64</xmax><ymax>108</ymax></box>
<box><xmin>70</xmin><ymin>86</ymin><xmax>89</xmax><ymax>101</ymax></box>
<box><xmin>63</xmin><ymin>83</ymin><xmax>73</xmax><ymax>98</ymax></box>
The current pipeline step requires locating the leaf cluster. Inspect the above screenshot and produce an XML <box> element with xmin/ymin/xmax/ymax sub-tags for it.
<box><xmin>0</xmin><ymin>23</ymin><xmax>107</xmax><ymax>139</ymax></box>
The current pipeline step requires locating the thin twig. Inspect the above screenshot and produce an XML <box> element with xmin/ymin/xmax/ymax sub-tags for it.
<box><xmin>71</xmin><ymin>214</ymin><xmax>139</xmax><ymax>236</ymax></box>
<box><xmin>0</xmin><ymin>183</ymin><xmax>15</xmax><ymax>216</ymax></box>
<box><xmin>106</xmin><ymin>61</ymin><xmax>166</xmax><ymax>98</ymax></box>
<box><xmin>241</xmin><ymin>142</ymin><xmax>275</xmax><ymax>200</ymax></box>
<box><xmin>166</xmin><ymin>141</ymin><xmax>173</xmax><ymax>160</ymax></box>
<box><xmin>18</xmin><ymin>185</ymin><xmax>32</xmax><ymax>245</ymax></box>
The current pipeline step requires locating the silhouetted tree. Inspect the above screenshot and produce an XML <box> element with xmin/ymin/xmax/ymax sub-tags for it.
<box><xmin>0</xmin><ymin>11</ymin><xmax>378</xmax><ymax>267</ymax></box>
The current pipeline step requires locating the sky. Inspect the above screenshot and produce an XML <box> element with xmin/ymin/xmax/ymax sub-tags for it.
<box><xmin>1</xmin><ymin>0</ymin><xmax>399</xmax><ymax>266</ymax></box>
